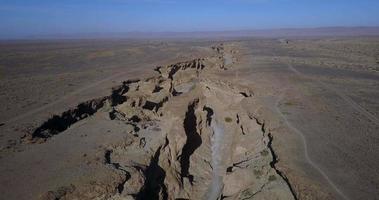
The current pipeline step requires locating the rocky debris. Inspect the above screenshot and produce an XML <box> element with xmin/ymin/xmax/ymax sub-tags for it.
<box><xmin>28</xmin><ymin>44</ymin><xmax>296</xmax><ymax>200</ymax></box>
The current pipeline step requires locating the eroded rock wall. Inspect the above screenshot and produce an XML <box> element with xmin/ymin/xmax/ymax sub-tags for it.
<box><xmin>29</xmin><ymin>44</ymin><xmax>296</xmax><ymax>200</ymax></box>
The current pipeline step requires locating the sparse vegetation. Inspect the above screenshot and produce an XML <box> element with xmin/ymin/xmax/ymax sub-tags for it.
<box><xmin>268</xmin><ymin>175</ymin><xmax>277</xmax><ymax>182</ymax></box>
<box><xmin>260</xmin><ymin>149</ymin><xmax>269</xmax><ymax>156</ymax></box>
<box><xmin>284</xmin><ymin>101</ymin><xmax>297</xmax><ymax>106</ymax></box>
<box><xmin>253</xmin><ymin>169</ymin><xmax>263</xmax><ymax>178</ymax></box>
<box><xmin>224</xmin><ymin>117</ymin><xmax>233</xmax><ymax>123</ymax></box>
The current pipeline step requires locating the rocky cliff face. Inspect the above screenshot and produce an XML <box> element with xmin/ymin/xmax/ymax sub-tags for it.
<box><xmin>29</xmin><ymin>44</ymin><xmax>296</xmax><ymax>200</ymax></box>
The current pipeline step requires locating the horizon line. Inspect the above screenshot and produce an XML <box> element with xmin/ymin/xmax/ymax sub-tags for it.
<box><xmin>2</xmin><ymin>26</ymin><xmax>379</xmax><ymax>41</ymax></box>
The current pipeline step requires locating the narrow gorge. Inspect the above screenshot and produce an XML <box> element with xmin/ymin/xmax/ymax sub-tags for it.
<box><xmin>23</xmin><ymin>44</ymin><xmax>297</xmax><ymax>200</ymax></box>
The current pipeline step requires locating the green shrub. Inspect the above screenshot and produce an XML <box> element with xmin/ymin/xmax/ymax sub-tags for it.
<box><xmin>224</xmin><ymin>117</ymin><xmax>233</xmax><ymax>123</ymax></box>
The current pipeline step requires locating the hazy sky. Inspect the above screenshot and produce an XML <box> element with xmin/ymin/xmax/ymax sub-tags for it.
<box><xmin>1</xmin><ymin>0</ymin><xmax>379</xmax><ymax>38</ymax></box>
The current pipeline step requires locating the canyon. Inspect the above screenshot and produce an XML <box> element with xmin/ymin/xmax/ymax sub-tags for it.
<box><xmin>0</xmin><ymin>38</ymin><xmax>378</xmax><ymax>199</ymax></box>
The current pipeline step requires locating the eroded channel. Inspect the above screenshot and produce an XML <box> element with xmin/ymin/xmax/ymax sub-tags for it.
<box><xmin>26</xmin><ymin>44</ymin><xmax>297</xmax><ymax>200</ymax></box>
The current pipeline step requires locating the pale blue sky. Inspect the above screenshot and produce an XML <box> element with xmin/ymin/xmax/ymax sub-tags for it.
<box><xmin>1</xmin><ymin>0</ymin><xmax>379</xmax><ymax>38</ymax></box>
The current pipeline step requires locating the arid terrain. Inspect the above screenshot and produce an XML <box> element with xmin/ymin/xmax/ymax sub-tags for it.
<box><xmin>0</xmin><ymin>36</ymin><xmax>378</xmax><ymax>200</ymax></box>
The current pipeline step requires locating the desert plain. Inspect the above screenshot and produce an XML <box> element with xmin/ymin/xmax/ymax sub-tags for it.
<box><xmin>0</xmin><ymin>36</ymin><xmax>378</xmax><ymax>200</ymax></box>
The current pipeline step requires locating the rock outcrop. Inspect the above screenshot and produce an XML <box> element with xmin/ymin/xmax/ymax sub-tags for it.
<box><xmin>29</xmin><ymin>44</ymin><xmax>296</xmax><ymax>200</ymax></box>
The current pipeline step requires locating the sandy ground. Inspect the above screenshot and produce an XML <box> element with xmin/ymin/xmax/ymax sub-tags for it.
<box><xmin>233</xmin><ymin>37</ymin><xmax>379</xmax><ymax>199</ymax></box>
<box><xmin>0</xmin><ymin>37</ymin><xmax>378</xmax><ymax>200</ymax></box>
<box><xmin>0</xmin><ymin>39</ymin><xmax>214</xmax><ymax>149</ymax></box>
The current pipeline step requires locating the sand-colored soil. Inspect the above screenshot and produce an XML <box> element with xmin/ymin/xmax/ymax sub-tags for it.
<box><xmin>0</xmin><ymin>37</ymin><xmax>378</xmax><ymax>200</ymax></box>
